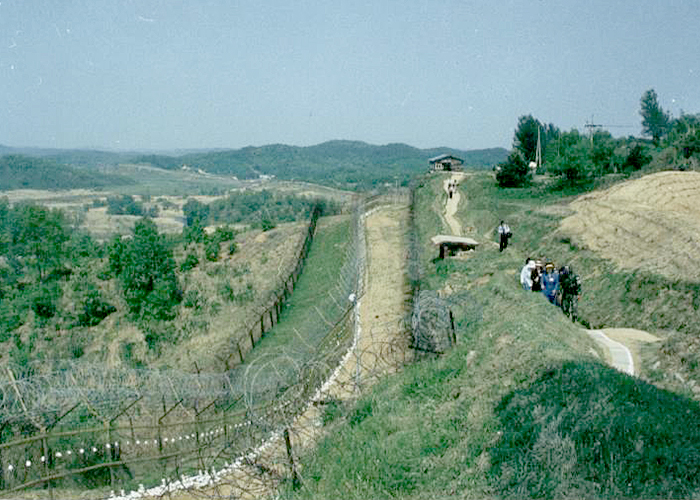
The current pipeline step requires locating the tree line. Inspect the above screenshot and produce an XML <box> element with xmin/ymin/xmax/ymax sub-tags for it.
<box><xmin>0</xmin><ymin>154</ymin><xmax>133</xmax><ymax>190</ymax></box>
<box><xmin>496</xmin><ymin>89</ymin><xmax>700</xmax><ymax>188</ymax></box>
<box><xmin>0</xmin><ymin>189</ymin><xmax>335</xmax><ymax>369</ymax></box>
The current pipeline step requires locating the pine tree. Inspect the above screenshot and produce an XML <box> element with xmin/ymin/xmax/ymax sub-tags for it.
<box><xmin>640</xmin><ymin>89</ymin><xmax>671</xmax><ymax>145</ymax></box>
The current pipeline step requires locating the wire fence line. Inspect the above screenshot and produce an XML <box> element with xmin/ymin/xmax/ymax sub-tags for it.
<box><xmin>0</xmin><ymin>187</ymin><xmax>470</xmax><ymax>499</ymax></box>
<box><xmin>0</xmin><ymin>205</ymin><xmax>324</xmax><ymax>427</ymax></box>
<box><xmin>0</xmin><ymin>195</ymin><xmax>379</xmax><ymax>498</ymax></box>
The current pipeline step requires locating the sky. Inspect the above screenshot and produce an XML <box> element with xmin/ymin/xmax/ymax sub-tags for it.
<box><xmin>1</xmin><ymin>0</ymin><xmax>699</xmax><ymax>152</ymax></box>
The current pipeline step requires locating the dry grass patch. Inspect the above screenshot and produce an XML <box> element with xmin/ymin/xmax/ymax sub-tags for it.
<box><xmin>559</xmin><ymin>171</ymin><xmax>700</xmax><ymax>281</ymax></box>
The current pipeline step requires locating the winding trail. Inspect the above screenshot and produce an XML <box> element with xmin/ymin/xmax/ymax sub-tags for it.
<box><xmin>584</xmin><ymin>330</ymin><xmax>636</xmax><ymax>375</ymax></box>
<box><xmin>587</xmin><ymin>328</ymin><xmax>660</xmax><ymax>376</ymax></box>
<box><xmin>439</xmin><ymin>173</ymin><xmax>654</xmax><ymax>378</ymax></box>
<box><xmin>443</xmin><ymin>173</ymin><xmax>466</xmax><ymax>235</ymax></box>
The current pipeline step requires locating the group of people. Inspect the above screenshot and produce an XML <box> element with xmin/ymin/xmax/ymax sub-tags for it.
<box><xmin>520</xmin><ymin>257</ymin><xmax>581</xmax><ymax>320</ymax></box>
<box><xmin>447</xmin><ymin>180</ymin><xmax>458</xmax><ymax>199</ymax></box>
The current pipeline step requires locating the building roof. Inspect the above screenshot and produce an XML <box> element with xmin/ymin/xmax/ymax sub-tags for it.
<box><xmin>430</xmin><ymin>235</ymin><xmax>479</xmax><ymax>246</ymax></box>
<box><xmin>428</xmin><ymin>154</ymin><xmax>464</xmax><ymax>164</ymax></box>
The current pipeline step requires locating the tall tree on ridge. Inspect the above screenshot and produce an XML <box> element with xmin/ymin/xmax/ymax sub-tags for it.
<box><xmin>640</xmin><ymin>89</ymin><xmax>671</xmax><ymax>145</ymax></box>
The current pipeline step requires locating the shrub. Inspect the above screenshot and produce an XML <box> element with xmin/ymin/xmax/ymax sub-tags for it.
<box><xmin>204</xmin><ymin>238</ymin><xmax>220</xmax><ymax>262</ymax></box>
<box><xmin>106</xmin><ymin>195</ymin><xmax>144</xmax><ymax>215</ymax></box>
<box><xmin>180</xmin><ymin>252</ymin><xmax>199</xmax><ymax>272</ymax></box>
<box><xmin>31</xmin><ymin>284</ymin><xmax>59</xmax><ymax>319</ymax></box>
<box><xmin>78</xmin><ymin>292</ymin><xmax>116</xmax><ymax>327</ymax></box>
<box><xmin>183</xmin><ymin>289</ymin><xmax>204</xmax><ymax>309</ymax></box>
<box><xmin>496</xmin><ymin>152</ymin><xmax>530</xmax><ymax>187</ymax></box>
<box><xmin>142</xmin><ymin>321</ymin><xmax>177</xmax><ymax>352</ymax></box>
<box><xmin>182</xmin><ymin>220</ymin><xmax>205</xmax><ymax>244</ymax></box>
<box><xmin>623</xmin><ymin>144</ymin><xmax>652</xmax><ymax>172</ymax></box>
<box><xmin>214</xmin><ymin>225</ymin><xmax>236</xmax><ymax>242</ymax></box>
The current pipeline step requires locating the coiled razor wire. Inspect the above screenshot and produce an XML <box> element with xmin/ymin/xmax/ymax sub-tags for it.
<box><xmin>0</xmin><ymin>197</ymin><xmax>420</xmax><ymax>500</ymax></box>
<box><xmin>411</xmin><ymin>289</ymin><xmax>483</xmax><ymax>354</ymax></box>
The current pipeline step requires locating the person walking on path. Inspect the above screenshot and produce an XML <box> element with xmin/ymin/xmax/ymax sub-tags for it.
<box><xmin>559</xmin><ymin>265</ymin><xmax>581</xmax><ymax>321</ymax></box>
<box><xmin>541</xmin><ymin>262</ymin><xmax>560</xmax><ymax>304</ymax></box>
<box><xmin>498</xmin><ymin>220</ymin><xmax>511</xmax><ymax>252</ymax></box>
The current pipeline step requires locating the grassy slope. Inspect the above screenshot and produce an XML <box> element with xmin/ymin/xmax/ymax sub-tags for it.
<box><xmin>458</xmin><ymin>174</ymin><xmax>700</xmax><ymax>394</ymax></box>
<box><xmin>284</xmin><ymin>174</ymin><xmax>700</xmax><ymax>499</ymax></box>
<box><xmin>242</xmin><ymin>215</ymin><xmax>352</xmax><ymax>366</ymax></box>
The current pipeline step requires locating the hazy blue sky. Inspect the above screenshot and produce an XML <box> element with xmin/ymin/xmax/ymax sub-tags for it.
<box><xmin>1</xmin><ymin>0</ymin><xmax>698</xmax><ymax>151</ymax></box>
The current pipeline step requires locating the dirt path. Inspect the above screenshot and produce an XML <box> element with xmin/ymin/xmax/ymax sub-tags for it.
<box><xmin>587</xmin><ymin>327</ymin><xmax>661</xmax><ymax>376</ymax></box>
<box><xmin>442</xmin><ymin>173</ymin><xmax>467</xmax><ymax>235</ymax></box>
<box><xmin>138</xmin><ymin>203</ymin><xmax>411</xmax><ymax>500</ymax></box>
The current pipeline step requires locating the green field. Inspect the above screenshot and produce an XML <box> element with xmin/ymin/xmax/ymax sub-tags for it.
<box><xmin>240</xmin><ymin>215</ymin><xmax>355</xmax><ymax>397</ymax></box>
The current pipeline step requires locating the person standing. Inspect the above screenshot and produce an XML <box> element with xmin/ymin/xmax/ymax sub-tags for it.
<box><xmin>541</xmin><ymin>262</ymin><xmax>560</xmax><ymax>304</ymax></box>
<box><xmin>560</xmin><ymin>265</ymin><xmax>581</xmax><ymax>321</ymax></box>
<box><xmin>520</xmin><ymin>258</ymin><xmax>536</xmax><ymax>290</ymax></box>
<box><xmin>498</xmin><ymin>220</ymin><xmax>511</xmax><ymax>252</ymax></box>
<box><xmin>530</xmin><ymin>261</ymin><xmax>543</xmax><ymax>292</ymax></box>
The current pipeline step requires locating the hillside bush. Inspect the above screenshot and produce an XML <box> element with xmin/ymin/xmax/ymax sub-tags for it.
<box><xmin>496</xmin><ymin>151</ymin><xmax>530</xmax><ymax>187</ymax></box>
<box><xmin>204</xmin><ymin>238</ymin><xmax>220</xmax><ymax>261</ymax></box>
<box><xmin>491</xmin><ymin>361</ymin><xmax>700</xmax><ymax>499</ymax></box>
<box><xmin>31</xmin><ymin>283</ymin><xmax>59</xmax><ymax>319</ymax></box>
<box><xmin>180</xmin><ymin>251</ymin><xmax>199</xmax><ymax>271</ymax></box>
<box><xmin>106</xmin><ymin>195</ymin><xmax>145</xmax><ymax>216</ymax></box>
<box><xmin>78</xmin><ymin>291</ymin><xmax>116</xmax><ymax>327</ymax></box>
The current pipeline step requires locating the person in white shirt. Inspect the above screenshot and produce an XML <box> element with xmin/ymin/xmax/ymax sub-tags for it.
<box><xmin>520</xmin><ymin>257</ymin><xmax>536</xmax><ymax>290</ymax></box>
<box><xmin>498</xmin><ymin>220</ymin><xmax>511</xmax><ymax>252</ymax></box>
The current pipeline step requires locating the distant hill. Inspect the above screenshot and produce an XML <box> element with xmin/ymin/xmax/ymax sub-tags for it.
<box><xmin>0</xmin><ymin>154</ymin><xmax>134</xmax><ymax>191</ymax></box>
<box><xmin>0</xmin><ymin>141</ymin><xmax>508</xmax><ymax>190</ymax></box>
<box><xmin>131</xmin><ymin>141</ymin><xmax>508</xmax><ymax>189</ymax></box>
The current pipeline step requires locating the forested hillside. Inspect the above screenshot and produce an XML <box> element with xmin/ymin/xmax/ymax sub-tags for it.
<box><xmin>0</xmin><ymin>155</ymin><xmax>133</xmax><ymax>190</ymax></box>
<box><xmin>132</xmin><ymin>141</ymin><xmax>508</xmax><ymax>188</ymax></box>
<box><xmin>1</xmin><ymin>141</ymin><xmax>507</xmax><ymax>191</ymax></box>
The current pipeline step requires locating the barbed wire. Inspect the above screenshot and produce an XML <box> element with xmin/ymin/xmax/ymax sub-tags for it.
<box><xmin>0</xmin><ymin>191</ymin><xmax>446</xmax><ymax>500</ymax></box>
<box><xmin>0</xmin><ymin>196</ymin><xmax>379</xmax><ymax>498</ymax></box>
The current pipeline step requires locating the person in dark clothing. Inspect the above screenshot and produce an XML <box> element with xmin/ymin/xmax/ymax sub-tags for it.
<box><xmin>559</xmin><ymin>265</ymin><xmax>581</xmax><ymax>321</ymax></box>
<box><xmin>498</xmin><ymin>221</ymin><xmax>511</xmax><ymax>252</ymax></box>
<box><xmin>530</xmin><ymin>260</ymin><xmax>543</xmax><ymax>292</ymax></box>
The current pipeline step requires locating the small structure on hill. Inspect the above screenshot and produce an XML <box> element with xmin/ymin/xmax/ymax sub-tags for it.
<box><xmin>429</xmin><ymin>154</ymin><xmax>464</xmax><ymax>172</ymax></box>
<box><xmin>431</xmin><ymin>234</ymin><xmax>478</xmax><ymax>259</ymax></box>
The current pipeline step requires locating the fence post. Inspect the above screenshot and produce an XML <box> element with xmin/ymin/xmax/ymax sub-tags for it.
<box><xmin>159</xmin><ymin>399</ymin><xmax>184</xmax><ymax>454</ymax></box>
<box><xmin>283</xmin><ymin>428</ymin><xmax>300</xmax><ymax>490</ymax></box>
<box><xmin>237</xmin><ymin>342</ymin><xmax>244</xmax><ymax>364</ymax></box>
<box><xmin>194</xmin><ymin>400</ymin><xmax>218</xmax><ymax>471</ymax></box>
<box><xmin>107</xmin><ymin>395</ymin><xmax>143</xmax><ymax>490</ymax></box>
<box><xmin>41</xmin><ymin>435</ymin><xmax>53</xmax><ymax>500</ymax></box>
